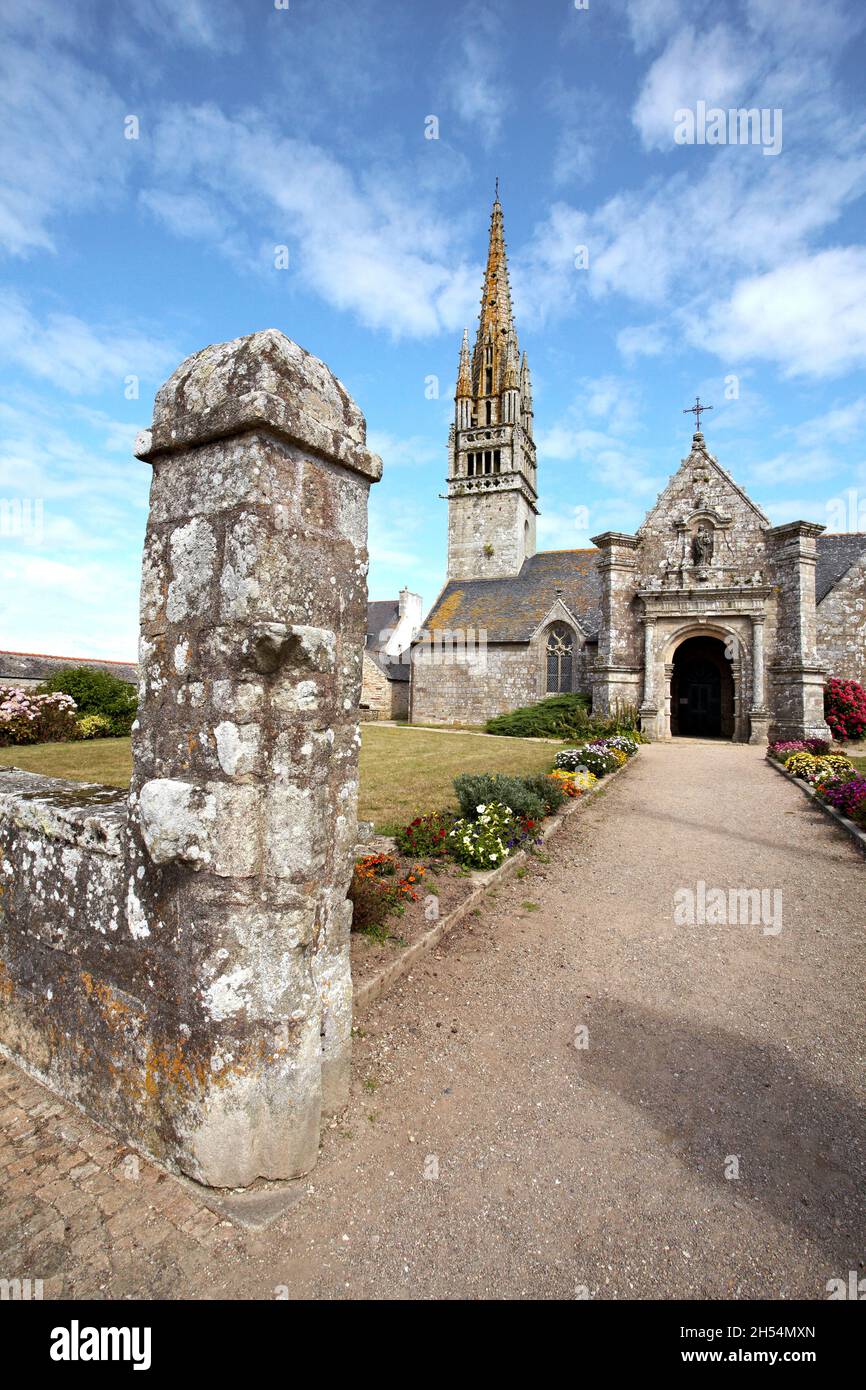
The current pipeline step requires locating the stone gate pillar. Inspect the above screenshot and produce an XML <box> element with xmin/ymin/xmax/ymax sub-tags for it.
<box><xmin>129</xmin><ymin>330</ymin><xmax>381</xmax><ymax>1186</ymax></box>
<box><xmin>766</xmin><ymin>521</ymin><xmax>830</xmax><ymax>742</ymax></box>
<box><xmin>590</xmin><ymin>531</ymin><xmax>642</xmax><ymax>718</ymax></box>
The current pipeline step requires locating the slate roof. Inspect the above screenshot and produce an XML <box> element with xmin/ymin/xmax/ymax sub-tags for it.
<box><xmin>815</xmin><ymin>533</ymin><xmax>866</xmax><ymax>603</ymax></box>
<box><xmin>365</xmin><ymin>599</ymin><xmax>410</xmax><ymax>682</ymax></box>
<box><xmin>0</xmin><ymin>650</ymin><xmax>138</xmax><ymax>685</ymax></box>
<box><xmin>424</xmin><ymin>549</ymin><xmax>602</xmax><ymax>643</ymax></box>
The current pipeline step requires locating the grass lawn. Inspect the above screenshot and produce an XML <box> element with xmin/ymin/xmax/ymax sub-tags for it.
<box><xmin>0</xmin><ymin>726</ymin><xmax>565</xmax><ymax>830</ymax></box>
<box><xmin>0</xmin><ymin>738</ymin><xmax>132</xmax><ymax>787</ymax></box>
<box><xmin>359</xmin><ymin>725</ymin><xmax>564</xmax><ymax>829</ymax></box>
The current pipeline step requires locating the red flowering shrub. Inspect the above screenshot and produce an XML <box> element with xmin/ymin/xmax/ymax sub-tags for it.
<box><xmin>394</xmin><ymin>811</ymin><xmax>457</xmax><ymax>858</ymax></box>
<box><xmin>824</xmin><ymin>678</ymin><xmax>866</xmax><ymax>741</ymax></box>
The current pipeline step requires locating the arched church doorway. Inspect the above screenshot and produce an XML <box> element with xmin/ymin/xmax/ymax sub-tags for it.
<box><xmin>670</xmin><ymin>636</ymin><xmax>734</xmax><ymax>739</ymax></box>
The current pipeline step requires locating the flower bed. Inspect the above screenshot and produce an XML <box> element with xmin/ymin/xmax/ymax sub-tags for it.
<box><xmin>349</xmin><ymin>732</ymin><xmax>640</xmax><ymax>1003</ymax></box>
<box><xmin>768</xmin><ymin>742</ymin><xmax>866</xmax><ymax>836</ymax></box>
<box><xmin>767</xmin><ymin>738</ymin><xmax>830</xmax><ymax>761</ymax></box>
<box><xmin>768</xmin><ymin>745</ymin><xmax>854</xmax><ymax>786</ymax></box>
<box><xmin>815</xmin><ymin>775</ymin><xmax>866</xmax><ymax>825</ymax></box>
<box><xmin>349</xmin><ymin>853</ymin><xmax>427</xmax><ymax>941</ymax></box>
<box><xmin>350</xmin><ymin>733</ymin><xmax>639</xmax><ymax>934</ymax></box>
<box><xmin>555</xmin><ymin>734</ymin><xmax>639</xmax><ymax>779</ymax></box>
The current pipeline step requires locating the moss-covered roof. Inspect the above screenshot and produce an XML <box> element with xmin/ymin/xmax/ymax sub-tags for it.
<box><xmin>424</xmin><ymin>549</ymin><xmax>601</xmax><ymax>642</ymax></box>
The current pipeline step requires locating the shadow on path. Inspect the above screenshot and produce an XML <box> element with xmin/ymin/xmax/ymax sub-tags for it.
<box><xmin>577</xmin><ymin>996</ymin><xmax>866</xmax><ymax>1263</ymax></box>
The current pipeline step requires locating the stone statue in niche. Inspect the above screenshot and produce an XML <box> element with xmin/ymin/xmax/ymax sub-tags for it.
<box><xmin>691</xmin><ymin>523</ymin><xmax>714</xmax><ymax>567</ymax></box>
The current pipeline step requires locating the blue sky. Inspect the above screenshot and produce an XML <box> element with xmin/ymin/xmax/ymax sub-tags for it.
<box><xmin>2</xmin><ymin>0</ymin><xmax>865</xmax><ymax>660</ymax></box>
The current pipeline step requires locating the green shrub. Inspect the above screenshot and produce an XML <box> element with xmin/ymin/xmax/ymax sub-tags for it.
<box><xmin>453</xmin><ymin>772</ymin><xmax>547</xmax><ymax>823</ymax></box>
<box><xmin>39</xmin><ymin>666</ymin><xmax>138</xmax><ymax>737</ymax></box>
<box><xmin>485</xmin><ymin>693</ymin><xmax>642</xmax><ymax>740</ymax></box>
<box><xmin>485</xmin><ymin>693</ymin><xmax>591</xmax><ymax>739</ymax></box>
<box><xmin>76</xmin><ymin>713</ymin><xmax>114</xmax><ymax>740</ymax></box>
<box><xmin>519</xmin><ymin>772</ymin><xmax>567</xmax><ymax>816</ymax></box>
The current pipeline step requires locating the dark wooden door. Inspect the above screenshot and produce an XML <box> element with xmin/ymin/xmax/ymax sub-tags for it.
<box><xmin>682</xmin><ymin>659</ymin><xmax>721</xmax><ymax>737</ymax></box>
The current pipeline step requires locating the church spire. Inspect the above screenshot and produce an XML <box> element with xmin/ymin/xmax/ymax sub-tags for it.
<box><xmin>472</xmin><ymin>188</ymin><xmax>516</xmax><ymax>395</ymax></box>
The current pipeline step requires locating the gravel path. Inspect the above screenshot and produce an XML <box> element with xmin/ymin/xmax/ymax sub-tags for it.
<box><xmin>2</xmin><ymin>741</ymin><xmax>863</xmax><ymax>1299</ymax></box>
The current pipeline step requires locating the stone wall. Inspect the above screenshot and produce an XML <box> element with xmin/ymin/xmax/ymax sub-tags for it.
<box><xmin>817</xmin><ymin>550</ymin><xmax>866</xmax><ymax>684</ymax></box>
<box><xmin>0</xmin><ymin>329</ymin><xmax>381</xmax><ymax>1189</ymax></box>
<box><xmin>0</xmin><ymin>652</ymin><xmax>138</xmax><ymax>690</ymax></box>
<box><xmin>410</xmin><ymin>626</ymin><xmax>594</xmax><ymax>725</ymax></box>
<box><xmin>360</xmin><ymin>653</ymin><xmax>391</xmax><ymax>715</ymax></box>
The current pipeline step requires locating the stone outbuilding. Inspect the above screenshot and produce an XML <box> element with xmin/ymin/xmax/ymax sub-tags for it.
<box><xmin>360</xmin><ymin>589</ymin><xmax>421</xmax><ymax>720</ymax></box>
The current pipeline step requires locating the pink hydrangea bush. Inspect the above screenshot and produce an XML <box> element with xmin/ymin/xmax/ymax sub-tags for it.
<box><xmin>0</xmin><ymin>686</ymin><xmax>79</xmax><ymax>746</ymax></box>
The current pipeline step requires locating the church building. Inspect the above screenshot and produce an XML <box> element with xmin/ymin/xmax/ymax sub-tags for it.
<box><xmin>409</xmin><ymin>194</ymin><xmax>866</xmax><ymax>741</ymax></box>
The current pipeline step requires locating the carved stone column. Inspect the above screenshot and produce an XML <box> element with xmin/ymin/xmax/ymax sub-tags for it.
<box><xmin>639</xmin><ymin>615</ymin><xmax>659</xmax><ymax>738</ymax></box>
<box><xmin>748</xmin><ymin>613</ymin><xmax>770</xmax><ymax>744</ymax></box>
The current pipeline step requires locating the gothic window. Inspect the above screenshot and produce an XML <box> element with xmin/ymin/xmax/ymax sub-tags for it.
<box><xmin>485</xmin><ymin>368</ymin><xmax>493</xmax><ymax>394</ymax></box>
<box><xmin>546</xmin><ymin>623</ymin><xmax>574</xmax><ymax>693</ymax></box>
<box><xmin>485</xmin><ymin>400</ymin><xmax>492</xmax><ymax>425</ymax></box>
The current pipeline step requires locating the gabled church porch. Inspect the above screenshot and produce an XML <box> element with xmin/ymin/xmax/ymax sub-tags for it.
<box><xmin>633</xmin><ymin>594</ymin><xmax>772</xmax><ymax>745</ymax></box>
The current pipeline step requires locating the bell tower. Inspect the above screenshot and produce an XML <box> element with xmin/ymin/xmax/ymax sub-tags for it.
<box><xmin>446</xmin><ymin>188</ymin><xmax>538</xmax><ymax>580</ymax></box>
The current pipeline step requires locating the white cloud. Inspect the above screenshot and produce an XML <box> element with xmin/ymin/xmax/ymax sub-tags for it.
<box><xmin>0</xmin><ymin>36</ymin><xmax>128</xmax><ymax>256</ymax></box>
<box><xmin>366</xmin><ymin>432</ymin><xmax>440</xmax><ymax>470</ymax></box>
<box><xmin>694</xmin><ymin>247</ymin><xmax>866</xmax><ymax>379</ymax></box>
<box><xmin>633</xmin><ymin>25</ymin><xmax>758</xmax><ymax>151</ymax></box>
<box><xmin>789</xmin><ymin>397</ymin><xmax>866</xmax><ymax>448</ymax></box>
<box><xmin>621</xmin><ymin>0</ymin><xmax>687</xmax><ymax>54</ymax></box>
<box><xmin>440</xmin><ymin>6</ymin><xmax>506</xmax><ymax>146</ymax></box>
<box><xmin>144</xmin><ymin>103</ymin><xmax>479</xmax><ymax>338</ymax></box>
<box><xmin>132</xmin><ymin>0</ymin><xmax>242</xmax><ymax>53</ymax></box>
<box><xmin>617</xmin><ymin>323</ymin><xmax>668</xmax><ymax>361</ymax></box>
<box><xmin>0</xmin><ymin>551</ymin><xmax>140</xmax><ymax>660</ymax></box>
<box><xmin>742</xmin><ymin>448</ymin><xmax>841</xmax><ymax>486</ymax></box>
<box><xmin>537</xmin><ymin>377</ymin><xmax>662</xmax><ymax>499</ymax></box>
<box><xmin>0</xmin><ymin>392</ymin><xmax>148</xmax><ymax>659</ymax></box>
<box><xmin>536</xmin><ymin>506</ymin><xmax>594</xmax><ymax>550</ymax></box>
<box><xmin>0</xmin><ymin>292</ymin><xmax>179</xmax><ymax>395</ymax></box>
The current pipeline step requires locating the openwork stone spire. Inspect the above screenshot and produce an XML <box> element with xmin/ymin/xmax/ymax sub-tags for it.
<box><xmin>471</xmin><ymin>190</ymin><xmax>517</xmax><ymax>394</ymax></box>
